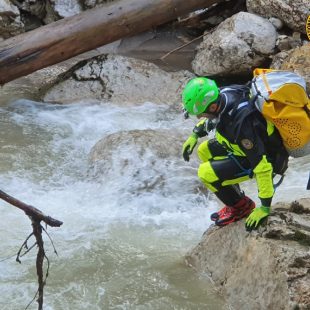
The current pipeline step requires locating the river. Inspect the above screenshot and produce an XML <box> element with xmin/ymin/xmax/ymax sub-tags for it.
<box><xmin>0</xmin><ymin>98</ymin><xmax>309</xmax><ymax>310</ymax></box>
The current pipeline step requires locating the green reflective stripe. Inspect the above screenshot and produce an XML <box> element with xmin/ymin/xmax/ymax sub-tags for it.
<box><xmin>253</xmin><ymin>155</ymin><xmax>274</xmax><ymax>198</ymax></box>
<box><xmin>215</xmin><ymin>132</ymin><xmax>245</xmax><ymax>156</ymax></box>
<box><xmin>222</xmin><ymin>175</ymin><xmax>250</xmax><ymax>186</ymax></box>
<box><xmin>197</xmin><ymin>161</ymin><xmax>219</xmax><ymax>192</ymax></box>
<box><xmin>213</xmin><ymin>156</ymin><xmax>228</xmax><ymax>160</ymax></box>
<box><xmin>266</xmin><ymin>120</ymin><xmax>275</xmax><ymax>136</ymax></box>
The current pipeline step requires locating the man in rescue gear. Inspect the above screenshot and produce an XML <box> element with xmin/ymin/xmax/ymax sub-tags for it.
<box><xmin>181</xmin><ymin>77</ymin><xmax>289</xmax><ymax>229</ymax></box>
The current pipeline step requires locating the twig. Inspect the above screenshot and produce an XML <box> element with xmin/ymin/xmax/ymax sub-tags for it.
<box><xmin>0</xmin><ymin>189</ymin><xmax>63</xmax><ymax>310</ymax></box>
<box><xmin>20</xmin><ymin>243</ymin><xmax>38</xmax><ymax>258</ymax></box>
<box><xmin>16</xmin><ymin>232</ymin><xmax>34</xmax><ymax>264</ymax></box>
<box><xmin>160</xmin><ymin>27</ymin><xmax>217</xmax><ymax>62</ymax></box>
<box><xmin>0</xmin><ymin>190</ymin><xmax>63</xmax><ymax>227</ymax></box>
<box><xmin>24</xmin><ymin>223</ymin><xmax>52</xmax><ymax>310</ymax></box>
<box><xmin>160</xmin><ymin>34</ymin><xmax>204</xmax><ymax>61</ymax></box>
<box><xmin>42</xmin><ymin>226</ymin><xmax>58</xmax><ymax>256</ymax></box>
<box><xmin>25</xmin><ymin>288</ymin><xmax>39</xmax><ymax>310</ymax></box>
<box><xmin>0</xmin><ymin>253</ymin><xmax>17</xmax><ymax>263</ymax></box>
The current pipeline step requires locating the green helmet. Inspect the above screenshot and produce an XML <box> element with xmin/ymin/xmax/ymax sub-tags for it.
<box><xmin>182</xmin><ymin>77</ymin><xmax>219</xmax><ymax>115</ymax></box>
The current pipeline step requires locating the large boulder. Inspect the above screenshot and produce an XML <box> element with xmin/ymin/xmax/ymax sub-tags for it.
<box><xmin>185</xmin><ymin>198</ymin><xmax>310</xmax><ymax>310</ymax></box>
<box><xmin>88</xmin><ymin>129</ymin><xmax>198</xmax><ymax>195</ymax></box>
<box><xmin>0</xmin><ymin>0</ymin><xmax>24</xmax><ymax>39</ymax></box>
<box><xmin>192</xmin><ymin>12</ymin><xmax>277</xmax><ymax>76</ymax></box>
<box><xmin>43</xmin><ymin>54</ymin><xmax>194</xmax><ymax>104</ymax></box>
<box><xmin>247</xmin><ymin>0</ymin><xmax>310</xmax><ymax>34</ymax></box>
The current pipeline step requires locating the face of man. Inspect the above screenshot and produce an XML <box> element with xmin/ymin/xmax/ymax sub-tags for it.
<box><xmin>196</xmin><ymin>102</ymin><xmax>220</xmax><ymax>119</ymax></box>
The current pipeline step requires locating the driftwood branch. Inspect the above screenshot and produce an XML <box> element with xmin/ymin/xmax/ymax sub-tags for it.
<box><xmin>0</xmin><ymin>189</ymin><xmax>62</xmax><ymax>227</ymax></box>
<box><xmin>0</xmin><ymin>189</ymin><xmax>62</xmax><ymax>309</ymax></box>
<box><xmin>32</xmin><ymin>220</ymin><xmax>45</xmax><ymax>310</ymax></box>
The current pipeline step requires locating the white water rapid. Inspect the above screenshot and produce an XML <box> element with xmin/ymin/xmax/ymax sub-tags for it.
<box><xmin>0</xmin><ymin>99</ymin><xmax>309</xmax><ymax>310</ymax></box>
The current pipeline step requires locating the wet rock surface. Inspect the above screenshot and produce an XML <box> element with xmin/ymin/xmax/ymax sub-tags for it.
<box><xmin>88</xmin><ymin>129</ymin><xmax>199</xmax><ymax>195</ymax></box>
<box><xmin>185</xmin><ymin>198</ymin><xmax>310</xmax><ymax>310</ymax></box>
<box><xmin>192</xmin><ymin>12</ymin><xmax>277</xmax><ymax>76</ymax></box>
<box><xmin>278</xmin><ymin>44</ymin><xmax>310</xmax><ymax>91</ymax></box>
<box><xmin>246</xmin><ymin>0</ymin><xmax>310</xmax><ymax>34</ymax></box>
<box><xmin>0</xmin><ymin>0</ymin><xmax>24</xmax><ymax>39</ymax></box>
<box><xmin>43</xmin><ymin>54</ymin><xmax>194</xmax><ymax>104</ymax></box>
<box><xmin>0</xmin><ymin>1</ymin><xmax>309</xmax><ymax>309</ymax></box>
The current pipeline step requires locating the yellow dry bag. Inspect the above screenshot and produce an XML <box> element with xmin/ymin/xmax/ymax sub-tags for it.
<box><xmin>251</xmin><ymin>68</ymin><xmax>310</xmax><ymax>157</ymax></box>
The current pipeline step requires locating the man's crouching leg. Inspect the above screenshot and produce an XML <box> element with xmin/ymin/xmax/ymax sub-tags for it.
<box><xmin>198</xmin><ymin>161</ymin><xmax>255</xmax><ymax>226</ymax></box>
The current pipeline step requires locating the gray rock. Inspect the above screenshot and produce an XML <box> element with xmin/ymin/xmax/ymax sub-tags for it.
<box><xmin>268</xmin><ymin>17</ymin><xmax>284</xmax><ymax>30</ymax></box>
<box><xmin>51</xmin><ymin>0</ymin><xmax>83</xmax><ymax>18</ymax></box>
<box><xmin>278</xmin><ymin>44</ymin><xmax>310</xmax><ymax>90</ymax></box>
<box><xmin>15</xmin><ymin>0</ymin><xmax>83</xmax><ymax>24</ymax></box>
<box><xmin>246</xmin><ymin>0</ymin><xmax>310</xmax><ymax>34</ymax></box>
<box><xmin>0</xmin><ymin>0</ymin><xmax>24</xmax><ymax>38</ymax></box>
<box><xmin>276</xmin><ymin>34</ymin><xmax>302</xmax><ymax>51</ymax></box>
<box><xmin>83</xmin><ymin>0</ymin><xmax>119</xmax><ymax>9</ymax></box>
<box><xmin>192</xmin><ymin>12</ymin><xmax>277</xmax><ymax>76</ymax></box>
<box><xmin>270</xmin><ymin>50</ymin><xmax>294</xmax><ymax>70</ymax></box>
<box><xmin>43</xmin><ymin>54</ymin><xmax>194</xmax><ymax>104</ymax></box>
<box><xmin>185</xmin><ymin>198</ymin><xmax>310</xmax><ymax>310</ymax></box>
<box><xmin>88</xmin><ymin>129</ymin><xmax>197</xmax><ymax>195</ymax></box>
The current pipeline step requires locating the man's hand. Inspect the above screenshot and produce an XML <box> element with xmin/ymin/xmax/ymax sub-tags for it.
<box><xmin>245</xmin><ymin>206</ymin><xmax>270</xmax><ymax>230</ymax></box>
<box><xmin>193</xmin><ymin>119</ymin><xmax>208</xmax><ymax>138</ymax></box>
<box><xmin>182</xmin><ymin>134</ymin><xmax>198</xmax><ymax>161</ymax></box>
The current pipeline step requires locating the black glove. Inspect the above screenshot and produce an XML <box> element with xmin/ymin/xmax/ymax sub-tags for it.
<box><xmin>193</xmin><ymin>119</ymin><xmax>208</xmax><ymax>138</ymax></box>
<box><xmin>192</xmin><ymin>119</ymin><xmax>217</xmax><ymax>138</ymax></box>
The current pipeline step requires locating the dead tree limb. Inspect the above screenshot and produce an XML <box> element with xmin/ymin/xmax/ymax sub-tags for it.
<box><xmin>0</xmin><ymin>189</ymin><xmax>62</xmax><ymax>227</ymax></box>
<box><xmin>0</xmin><ymin>189</ymin><xmax>62</xmax><ymax>310</ymax></box>
<box><xmin>0</xmin><ymin>0</ymin><xmax>222</xmax><ymax>85</ymax></box>
<box><xmin>32</xmin><ymin>219</ymin><xmax>45</xmax><ymax>310</ymax></box>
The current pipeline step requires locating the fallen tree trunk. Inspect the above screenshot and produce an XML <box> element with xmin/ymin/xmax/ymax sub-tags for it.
<box><xmin>0</xmin><ymin>0</ymin><xmax>220</xmax><ymax>85</ymax></box>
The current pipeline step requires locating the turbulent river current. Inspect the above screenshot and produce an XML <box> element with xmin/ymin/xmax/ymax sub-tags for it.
<box><xmin>0</xmin><ymin>98</ymin><xmax>309</xmax><ymax>310</ymax></box>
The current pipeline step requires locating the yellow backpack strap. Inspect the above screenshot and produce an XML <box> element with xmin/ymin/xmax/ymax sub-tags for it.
<box><xmin>253</xmin><ymin>68</ymin><xmax>276</xmax><ymax>77</ymax></box>
<box><xmin>261</xmin><ymin>71</ymin><xmax>272</xmax><ymax>96</ymax></box>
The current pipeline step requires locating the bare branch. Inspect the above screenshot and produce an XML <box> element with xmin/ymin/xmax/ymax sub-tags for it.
<box><xmin>0</xmin><ymin>189</ymin><xmax>62</xmax><ymax>309</ymax></box>
<box><xmin>0</xmin><ymin>190</ymin><xmax>63</xmax><ymax>227</ymax></box>
<box><xmin>160</xmin><ymin>34</ymin><xmax>204</xmax><ymax>61</ymax></box>
<box><xmin>16</xmin><ymin>232</ymin><xmax>34</xmax><ymax>264</ymax></box>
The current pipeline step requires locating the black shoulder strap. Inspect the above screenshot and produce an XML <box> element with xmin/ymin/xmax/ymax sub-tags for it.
<box><xmin>231</xmin><ymin>99</ymin><xmax>258</xmax><ymax>141</ymax></box>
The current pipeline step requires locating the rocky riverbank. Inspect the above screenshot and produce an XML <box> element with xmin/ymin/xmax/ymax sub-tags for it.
<box><xmin>185</xmin><ymin>198</ymin><xmax>310</xmax><ymax>310</ymax></box>
<box><xmin>0</xmin><ymin>1</ymin><xmax>309</xmax><ymax>309</ymax></box>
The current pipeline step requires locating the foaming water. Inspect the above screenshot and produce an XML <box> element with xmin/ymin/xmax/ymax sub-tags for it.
<box><xmin>0</xmin><ymin>99</ymin><xmax>223</xmax><ymax>310</ymax></box>
<box><xmin>237</xmin><ymin>156</ymin><xmax>310</xmax><ymax>206</ymax></box>
<box><xmin>0</xmin><ymin>99</ymin><xmax>308</xmax><ymax>309</ymax></box>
